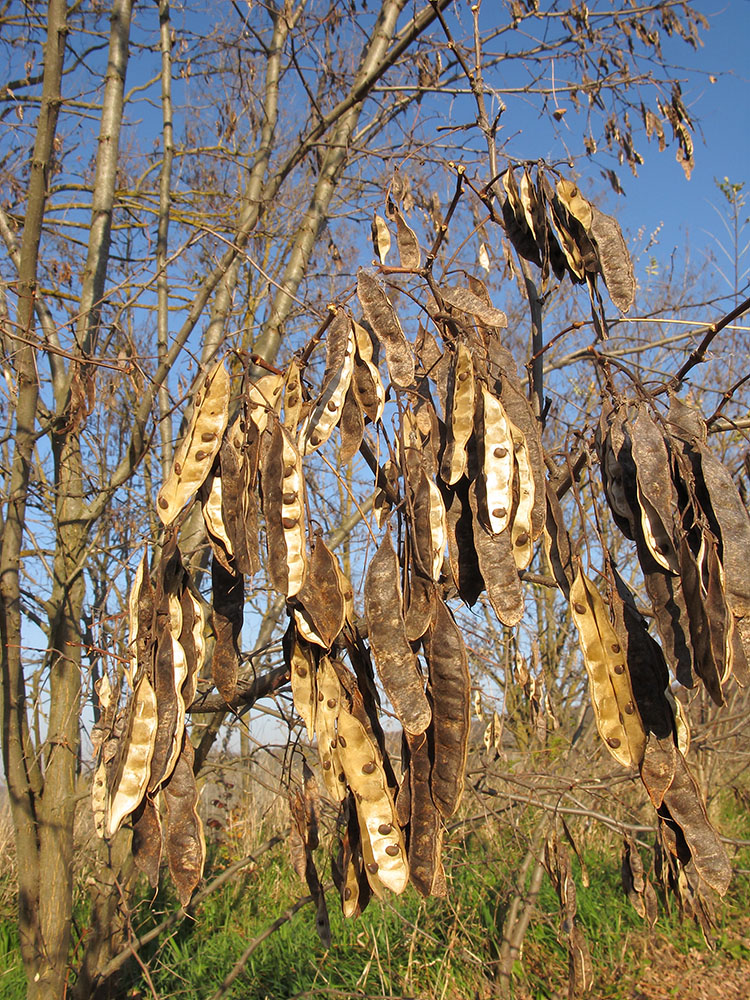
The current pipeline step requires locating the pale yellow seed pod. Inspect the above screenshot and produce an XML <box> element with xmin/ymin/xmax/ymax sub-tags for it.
<box><xmin>481</xmin><ymin>387</ymin><xmax>514</xmax><ymax>534</ymax></box>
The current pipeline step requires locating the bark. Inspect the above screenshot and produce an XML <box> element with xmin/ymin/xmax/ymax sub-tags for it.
<box><xmin>0</xmin><ymin>1</ymin><xmax>68</xmax><ymax>994</ymax></box>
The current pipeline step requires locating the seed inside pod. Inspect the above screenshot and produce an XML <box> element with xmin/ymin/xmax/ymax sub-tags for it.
<box><xmin>158</xmin><ymin>497</ymin><xmax>168</xmax><ymax>509</ymax></box>
<box><xmin>366</xmin><ymin>862</ymin><xmax>378</xmax><ymax>874</ymax></box>
<box><xmin>194</xmin><ymin>450</ymin><xmax>207</xmax><ymax>461</ymax></box>
<box><xmin>281</xmin><ymin>516</ymin><xmax>298</xmax><ymax>529</ymax></box>
<box><xmin>310</xmin><ymin>433</ymin><xmax>321</xmax><ymax>446</ymax></box>
<box><xmin>573</xmin><ymin>603</ymin><xmax>586</xmax><ymax>614</ymax></box>
<box><xmin>318</xmin><ymin>692</ymin><xmax>324</xmax><ymax>702</ymax></box>
<box><xmin>338</xmin><ymin>736</ymin><xmax>347</xmax><ymax>748</ymax></box>
<box><xmin>174</xmin><ymin>462</ymin><xmax>182</xmax><ymax>476</ymax></box>
<box><xmin>611</xmin><ymin>643</ymin><xmax>621</xmax><ymax>653</ymax></box>
<box><xmin>330</xmin><ymin>738</ymin><xmax>337</xmax><ymax>749</ymax></box>
<box><xmin>362</xmin><ymin>761</ymin><xmax>376</xmax><ymax>774</ymax></box>
<box><xmin>494</xmin><ymin>446</ymin><xmax>508</xmax><ymax>458</ymax></box>
<box><xmin>492</xmin><ymin>506</ymin><xmax>507</xmax><ymax>519</ymax></box>
<box><xmin>458</xmin><ymin>371</ymin><xmax>469</xmax><ymax>382</ymax></box>
<box><xmin>344</xmin><ymin>887</ymin><xmax>352</xmax><ymax>900</ymax></box>
<box><xmin>624</xmin><ymin>702</ymin><xmax>635</xmax><ymax>715</ymax></box>
<box><xmin>515</xmin><ymin>532</ymin><xmax>529</xmax><ymax>546</ymax></box>
<box><xmin>613</xmin><ymin>663</ymin><xmax>625</xmax><ymax>675</ymax></box>
<box><xmin>287</xmin><ymin>393</ymin><xmax>298</xmax><ymax>406</ymax></box>
<box><xmin>201</xmin><ymin>431</ymin><xmax>216</xmax><ymax>442</ymax></box>
<box><xmin>323</xmin><ymin>760</ymin><xmax>331</xmax><ymax>770</ymax></box>
<box><xmin>607</xmin><ymin>737</ymin><xmax>621</xmax><ymax>748</ymax></box>
<box><xmin>295</xmin><ymin>666</ymin><xmax>307</xmax><ymax>677</ymax></box>
<box><xmin>327</xmin><ymin>401</ymin><xmax>337</xmax><ymax>412</ymax></box>
<box><xmin>338</xmin><ymin>772</ymin><xmax>346</xmax><ymax>782</ymax></box>
<box><xmin>326</xmin><ymin>698</ymin><xmax>336</xmax><ymax>709</ymax></box>
<box><xmin>283</xmin><ymin>464</ymin><xmax>295</xmax><ymax>477</ymax></box>
<box><xmin>378</xmin><ymin>823</ymin><xmax>392</xmax><ymax>835</ymax></box>
<box><xmin>385</xmin><ymin>844</ymin><xmax>400</xmax><ymax>856</ymax></box>
<box><xmin>282</xmin><ymin>492</ymin><xmax>297</xmax><ymax>504</ymax></box>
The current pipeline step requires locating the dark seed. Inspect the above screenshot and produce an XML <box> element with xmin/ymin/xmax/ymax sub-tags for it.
<box><xmin>295</xmin><ymin>666</ymin><xmax>307</xmax><ymax>677</ymax></box>
<box><xmin>362</xmin><ymin>761</ymin><xmax>376</xmax><ymax>774</ymax></box>
<box><xmin>515</xmin><ymin>532</ymin><xmax>529</xmax><ymax>546</ymax></box>
<box><xmin>174</xmin><ymin>462</ymin><xmax>182</xmax><ymax>476</ymax></box>
<box><xmin>378</xmin><ymin>823</ymin><xmax>392</xmax><ymax>836</ymax></box>
<box><xmin>287</xmin><ymin>393</ymin><xmax>298</xmax><ymax>406</ymax></box>
<box><xmin>327</xmin><ymin>400</ymin><xmax>337</xmax><ymax>412</ymax></box>
<box><xmin>624</xmin><ymin>702</ymin><xmax>635</xmax><ymax>715</ymax></box>
<box><xmin>613</xmin><ymin>664</ymin><xmax>625</xmax><ymax>675</ymax></box>
<box><xmin>283</xmin><ymin>464</ymin><xmax>295</xmax><ymax>477</ymax></box>
<box><xmin>493</xmin><ymin>446</ymin><xmax>508</xmax><ymax>458</ymax></box>
<box><xmin>573</xmin><ymin>603</ymin><xmax>586</xmax><ymax>615</ymax></box>
<box><xmin>327</xmin><ymin>698</ymin><xmax>336</xmax><ymax>709</ymax></box>
<box><xmin>338</xmin><ymin>736</ymin><xmax>347</xmax><ymax>748</ymax></box>
<box><xmin>310</xmin><ymin>433</ymin><xmax>320</xmax><ymax>446</ymax></box>
<box><xmin>344</xmin><ymin>887</ymin><xmax>352</xmax><ymax>900</ymax></box>
<box><xmin>338</xmin><ymin>772</ymin><xmax>346</xmax><ymax>783</ymax></box>
<box><xmin>323</xmin><ymin>760</ymin><xmax>331</xmax><ymax>770</ymax></box>
<box><xmin>282</xmin><ymin>492</ymin><xmax>297</xmax><ymax>504</ymax></box>
<box><xmin>366</xmin><ymin>862</ymin><xmax>378</xmax><ymax>874</ymax></box>
<box><xmin>158</xmin><ymin>497</ymin><xmax>168</xmax><ymax>509</ymax></box>
<box><xmin>318</xmin><ymin>692</ymin><xmax>324</xmax><ymax>702</ymax></box>
<box><xmin>611</xmin><ymin>643</ymin><xmax>621</xmax><ymax>654</ymax></box>
<box><xmin>201</xmin><ymin>431</ymin><xmax>216</xmax><ymax>442</ymax></box>
<box><xmin>385</xmin><ymin>845</ymin><xmax>399</xmax><ymax>857</ymax></box>
<box><xmin>195</xmin><ymin>450</ymin><xmax>207</xmax><ymax>461</ymax></box>
<box><xmin>282</xmin><ymin>516</ymin><xmax>298</xmax><ymax>529</ymax></box>
<box><xmin>492</xmin><ymin>506</ymin><xmax>507</xmax><ymax>519</ymax></box>
<box><xmin>607</xmin><ymin>737</ymin><xmax>621</xmax><ymax>748</ymax></box>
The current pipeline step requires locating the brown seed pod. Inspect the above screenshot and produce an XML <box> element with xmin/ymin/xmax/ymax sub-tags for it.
<box><xmin>544</xmin><ymin>484</ymin><xmax>575</xmax><ymax>597</ymax></box>
<box><xmin>508</xmin><ymin>418</ymin><xmax>535</xmax><ymax>570</ymax></box>
<box><xmin>424</xmin><ymin>596</ymin><xmax>470</xmax><ymax>818</ymax></box>
<box><xmin>157</xmin><ymin>358</ymin><xmax>231</xmax><ymax>524</ymax></box>
<box><xmin>410</xmin><ymin>468</ymin><xmax>447</xmax><ymax>583</ymax></box>
<box><xmin>105</xmin><ymin>671</ymin><xmax>158</xmax><ymax>838</ymax></box>
<box><xmin>440</xmin><ymin>286</ymin><xmax>508</xmax><ymax>329</ymax></box>
<box><xmin>299</xmin><ymin>312</ymin><xmax>356</xmax><ymax>455</ymax></box>
<box><xmin>468</xmin><ymin>481</ymin><xmax>524</xmax><ymax>627</ymax></box>
<box><xmin>444</xmin><ymin>478</ymin><xmax>484</xmax><ymax>607</ymax></box>
<box><xmin>588</xmin><ymin>205</ymin><xmax>635</xmax><ymax>313</ymax></box>
<box><xmin>338</xmin><ymin>381</ymin><xmax>365</xmax><ymax>464</ymax></box>
<box><xmin>163</xmin><ymin>734</ymin><xmax>205</xmax><ymax>906</ymax></box>
<box><xmin>332</xmin><ymin>793</ymin><xmax>371</xmax><ymax>919</ymax></box>
<box><xmin>178</xmin><ymin>586</ymin><xmax>204</xmax><ymax>710</ymax></box>
<box><xmin>405</xmin><ymin>729</ymin><xmax>444</xmax><ymax>897</ymax></box>
<box><xmin>260</xmin><ymin>419</ymin><xmax>308</xmax><ymax>597</ymax></box>
<box><xmin>218</xmin><ymin>425</ymin><xmax>258</xmax><ymax>577</ymax></box>
<box><xmin>211</xmin><ymin>557</ymin><xmax>243</xmax><ymax>706</ymax></box>
<box><xmin>569</xmin><ymin>568</ymin><xmax>646</xmax><ymax>768</ymax></box>
<box><xmin>357</xmin><ymin>269</ymin><xmax>414</xmax><ymax>388</ymax></box>
<box><xmin>282</xmin><ymin>357</ymin><xmax>305</xmax><ymax>431</ymax></box>
<box><xmin>364</xmin><ymin>531</ymin><xmax>431</xmax><ymax>735</ymax></box>
<box><xmin>385</xmin><ymin>196</ymin><xmax>421</xmax><ymax>270</ymax></box>
<box><xmin>336</xmin><ymin>700</ymin><xmax>408</xmax><ymax>895</ymax></box>
<box><xmin>284</xmin><ymin>621</ymin><xmax>318</xmax><ymax>740</ymax></box>
<box><xmin>352</xmin><ymin>320</ymin><xmax>385</xmax><ymax>424</ymax></box>
<box><xmin>200</xmin><ymin>470</ymin><xmax>234</xmax><ymax>573</ymax></box>
<box><xmin>295</xmin><ymin>535</ymin><xmax>347</xmax><ymax>650</ymax></box>
<box><xmin>501</xmin><ymin>166</ymin><xmax>542</xmax><ymax>266</ymax></box>
<box><xmin>440</xmin><ymin>343</ymin><xmax>475</xmax><ymax>485</ymax></box>
<box><xmin>404</xmin><ymin>572</ymin><xmax>437</xmax><ymax>644</ymax></box>
<box><xmin>630</xmin><ymin>405</ymin><xmax>679</xmax><ymax>573</ymax></box>
<box><xmin>131</xmin><ymin>795</ymin><xmax>162</xmax><ymax>889</ymax></box>
<box><xmin>677</xmin><ymin>533</ymin><xmax>725</xmax><ymax>706</ymax></box>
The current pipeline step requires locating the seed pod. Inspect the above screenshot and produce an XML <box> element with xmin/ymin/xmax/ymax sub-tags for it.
<box><xmin>479</xmin><ymin>386</ymin><xmax>514</xmax><ymax>534</ymax></box>
<box><xmin>105</xmin><ymin>672</ymin><xmax>159</xmax><ymax>838</ymax></box>
<box><xmin>163</xmin><ymin>734</ymin><xmax>205</xmax><ymax>906</ymax></box>
<box><xmin>468</xmin><ymin>481</ymin><xmax>524</xmax><ymax>627</ymax></box>
<box><xmin>630</xmin><ymin>405</ymin><xmax>679</xmax><ymax>573</ymax></box>
<box><xmin>157</xmin><ymin>358</ymin><xmax>231</xmax><ymax>524</ymax></box>
<box><xmin>283</xmin><ymin>621</ymin><xmax>318</xmax><ymax>740</ymax></box>
<box><xmin>351</xmin><ymin>322</ymin><xmax>385</xmax><ymax>424</ymax></box>
<box><xmin>410</xmin><ymin>469</ymin><xmax>447</xmax><ymax>582</ymax></box>
<box><xmin>440</xmin><ymin>343</ymin><xmax>475</xmax><ymax>485</ymax></box>
<box><xmin>404</xmin><ymin>572</ymin><xmax>437</xmax><ymax>644</ymax></box>
<box><xmin>261</xmin><ymin>419</ymin><xmax>307</xmax><ymax>597</ymax></box>
<box><xmin>544</xmin><ymin>178</ymin><xmax>586</xmax><ymax>280</ymax></box>
<box><xmin>364</xmin><ymin>531</ymin><xmax>431</xmax><ymax>735</ymax></box>
<box><xmin>444</xmin><ymin>479</ymin><xmax>484</xmax><ymax>607</ymax></box>
<box><xmin>660</xmin><ymin>748</ymin><xmax>731</xmax><ymax>896</ymax></box>
<box><xmin>211</xmin><ymin>558</ymin><xmax>243</xmax><ymax>706</ymax></box>
<box><xmin>405</xmin><ymin>729</ymin><xmax>444</xmax><ymax>897</ymax></box>
<box><xmin>678</xmin><ymin>533</ymin><xmax>725</xmax><ymax>706</ymax></box>
<box><xmin>246</xmin><ymin>372</ymin><xmax>284</xmax><ymax>433</ymax></box>
<box><xmin>131</xmin><ymin>796</ymin><xmax>162</xmax><ymax>889</ymax></box>
<box><xmin>337</xmin><ymin>701</ymin><xmax>408</xmax><ymax>895</ymax></box>
<box><xmin>385</xmin><ymin>198</ymin><xmax>421</xmax><ymax>270</ymax></box>
<box><xmin>314</xmin><ymin>656</ymin><xmax>347</xmax><ymax>803</ymax></box>
<box><xmin>299</xmin><ymin>318</ymin><xmax>355</xmax><ymax>456</ymax></box>
<box><xmin>371</xmin><ymin>213</ymin><xmax>391</xmax><ymax>264</ymax></box>
<box><xmin>357</xmin><ymin>269</ymin><xmax>414</xmax><ymax>388</ymax></box>
<box><xmin>295</xmin><ymin>535</ymin><xmax>347</xmax><ymax>650</ymax></box>
<box><xmin>218</xmin><ymin>426</ymin><xmax>257</xmax><ymax>577</ymax></box>
<box><xmin>128</xmin><ymin>551</ymin><xmax>155</xmax><ymax>688</ymax></box>
<box><xmin>200</xmin><ymin>471</ymin><xmax>234</xmax><ymax>573</ymax></box>
<box><xmin>424</xmin><ymin>596</ymin><xmax>470</xmax><ymax>818</ymax></box>
<box><xmin>501</xmin><ymin>166</ymin><xmax>542</xmax><ymax>266</ymax></box>
<box><xmin>440</xmin><ymin>286</ymin><xmax>508</xmax><ymax>328</ymax></box>
<box><xmin>282</xmin><ymin>357</ymin><xmax>305</xmax><ymax>431</ymax></box>
<box><xmin>338</xmin><ymin>381</ymin><xmax>365</xmax><ymax>464</ymax></box>
<box><xmin>333</xmin><ymin>793</ymin><xmax>371</xmax><ymax>918</ymax></box>
<box><xmin>178</xmin><ymin>587</ymin><xmax>204</xmax><ymax>710</ymax></box>
<box><xmin>588</xmin><ymin>205</ymin><xmax>635</xmax><ymax>313</ymax></box>
<box><xmin>486</xmin><ymin>336</ymin><xmax>546</xmax><ymax>542</ymax></box>
<box><xmin>508</xmin><ymin>419</ymin><xmax>535</xmax><ymax>570</ymax></box>
<box><xmin>569</xmin><ymin>568</ymin><xmax>646</xmax><ymax>768</ymax></box>
<box><xmin>544</xmin><ymin>484</ymin><xmax>575</xmax><ymax>597</ymax></box>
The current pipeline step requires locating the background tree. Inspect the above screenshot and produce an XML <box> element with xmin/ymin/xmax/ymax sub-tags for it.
<box><xmin>0</xmin><ymin>2</ymin><xmax>747</xmax><ymax>998</ymax></box>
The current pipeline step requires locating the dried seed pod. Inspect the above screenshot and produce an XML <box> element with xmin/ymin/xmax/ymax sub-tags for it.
<box><xmin>660</xmin><ymin>748</ymin><xmax>731</xmax><ymax>896</ymax></box>
<box><xmin>314</xmin><ymin>656</ymin><xmax>347</xmax><ymax>803</ymax></box>
<box><xmin>479</xmin><ymin>386</ymin><xmax>514</xmax><ymax>534</ymax></box>
<box><xmin>299</xmin><ymin>318</ymin><xmax>356</xmax><ymax>455</ymax></box>
<box><xmin>440</xmin><ymin>286</ymin><xmax>508</xmax><ymax>328</ymax></box>
<box><xmin>211</xmin><ymin>558</ymin><xmax>243</xmax><ymax>705</ymax></box>
<box><xmin>105</xmin><ymin>672</ymin><xmax>158</xmax><ymax>838</ymax></box>
<box><xmin>444</xmin><ymin>479</ymin><xmax>484</xmax><ymax>607</ymax></box>
<box><xmin>295</xmin><ymin>535</ymin><xmax>347</xmax><ymax>649</ymax></box>
<box><xmin>163</xmin><ymin>734</ymin><xmax>205</xmax><ymax>906</ymax></box>
<box><xmin>261</xmin><ymin>419</ymin><xmax>307</xmax><ymax>597</ymax></box>
<box><xmin>405</xmin><ymin>729</ymin><xmax>444</xmax><ymax>897</ymax></box>
<box><xmin>630</xmin><ymin>405</ymin><xmax>679</xmax><ymax>573</ymax></box>
<box><xmin>282</xmin><ymin>357</ymin><xmax>305</xmax><ymax>431</ymax></box>
<box><xmin>283</xmin><ymin>620</ymin><xmax>318</xmax><ymax>739</ymax></box>
<box><xmin>588</xmin><ymin>205</ymin><xmax>635</xmax><ymax>313</ymax></box>
<box><xmin>337</xmin><ymin>701</ymin><xmax>408</xmax><ymax>895</ymax></box>
<box><xmin>352</xmin><ymin>321</ymin><xmax>385</xmax><ymax>424</ymax></box>
<box><xmin>157</xmin><ymin>358</ymin><xmax>231</xmax><ymax>524</ymax></box>
<box><xmin>200</xmin><ymin>471</ymin><xmax>234</xmax><ymax>573</ymax></box>
<box><xmin>218</xmin><ymin>426</ymin><xmax>257</xmax><ymax>577</ymax></box>
<box><xmin>178</xmin><ymin>587</ymin><xmax>204</xmax><ymax>710</ymax></box>
<box><xmin>338</xmin><ymin>381</ymin><xmax>365</xmax><ymax>463</ymax></box>
<box><xmin>569</xmin><ymin>568</ymin><xmax>646</xmax><ymax>768</ymax></box>
<box><xmin>385</xmin><ymin>198</ymin><xmax>421</xmax><ymax>269</ymax></box>
<box><xmin>132</xmin><ymin>796</ymin><xmax>162</xmax><ymax>889</ymax></box>
<box><xmin>468</xmin><ymin>481</ymin><xmax>524</xmax><ymax>627</ymax></box>
<box><xmin>501</xmin><ymin>166</ymin><xmax>542</xmax><ymax>266</ymax></box>
<box><xmin>677</xmin><ymin>532</ymin><xmax>725</xmax><ymax>705</ymax></box>
<box><xmin>357</xmin><ymin>269</ymin><xmax>414</xmax><ymax>388</ymax></box>
<box><xmin>364</xmin><ymin>531</ymin><xmax>431</xmax><ymax>735</ymax></box>
<box><xmin>404</xmin><ymin>572</ymin><xmax>437</xmax><ymax>644</ymax></box>
<box><xmin>544</xmin><ymin>485</ymin><xmax>575</xmax><ymax>596</ymax></box>
<box><xmin>333</xmin><ymin>793</ymin><xmax>371</xmax><ymax>918</ymax></box>
<box><xmin>371</xmin><ymin>213</ymin><xmax>391</xmax><ymax>264</ymax></box>
<box><xmin>544</xmin><ymin>177</ymin><xmax>586</xmax><ymax>280</ymax></box>
<box><xmin>440</xmin><ymin>343</ymin><xmax>475</xmax><ymax>485</ymax></box>
<box><xmin>424</xmin><ymin>596</ymin><xmax>470</xmax><ymax>818</ymax></box>
<box><xmin>508</xmin><ymin>419</ymin><xmax>535</xmax><ymax>570</ymax></box>
<box><xmin>246</xmin><ymin>372</ymin><xmax>284</xmax><ymax>433</ymax></box>
<box><xmin>410</xmin><ymin>469</ymin><xmax>447</xmax><ymax>582</ymax></box>
<box><xmin>127</xmin><ymin>552</ymin><xmax>149</xmax><ymax>683</ymax></box>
